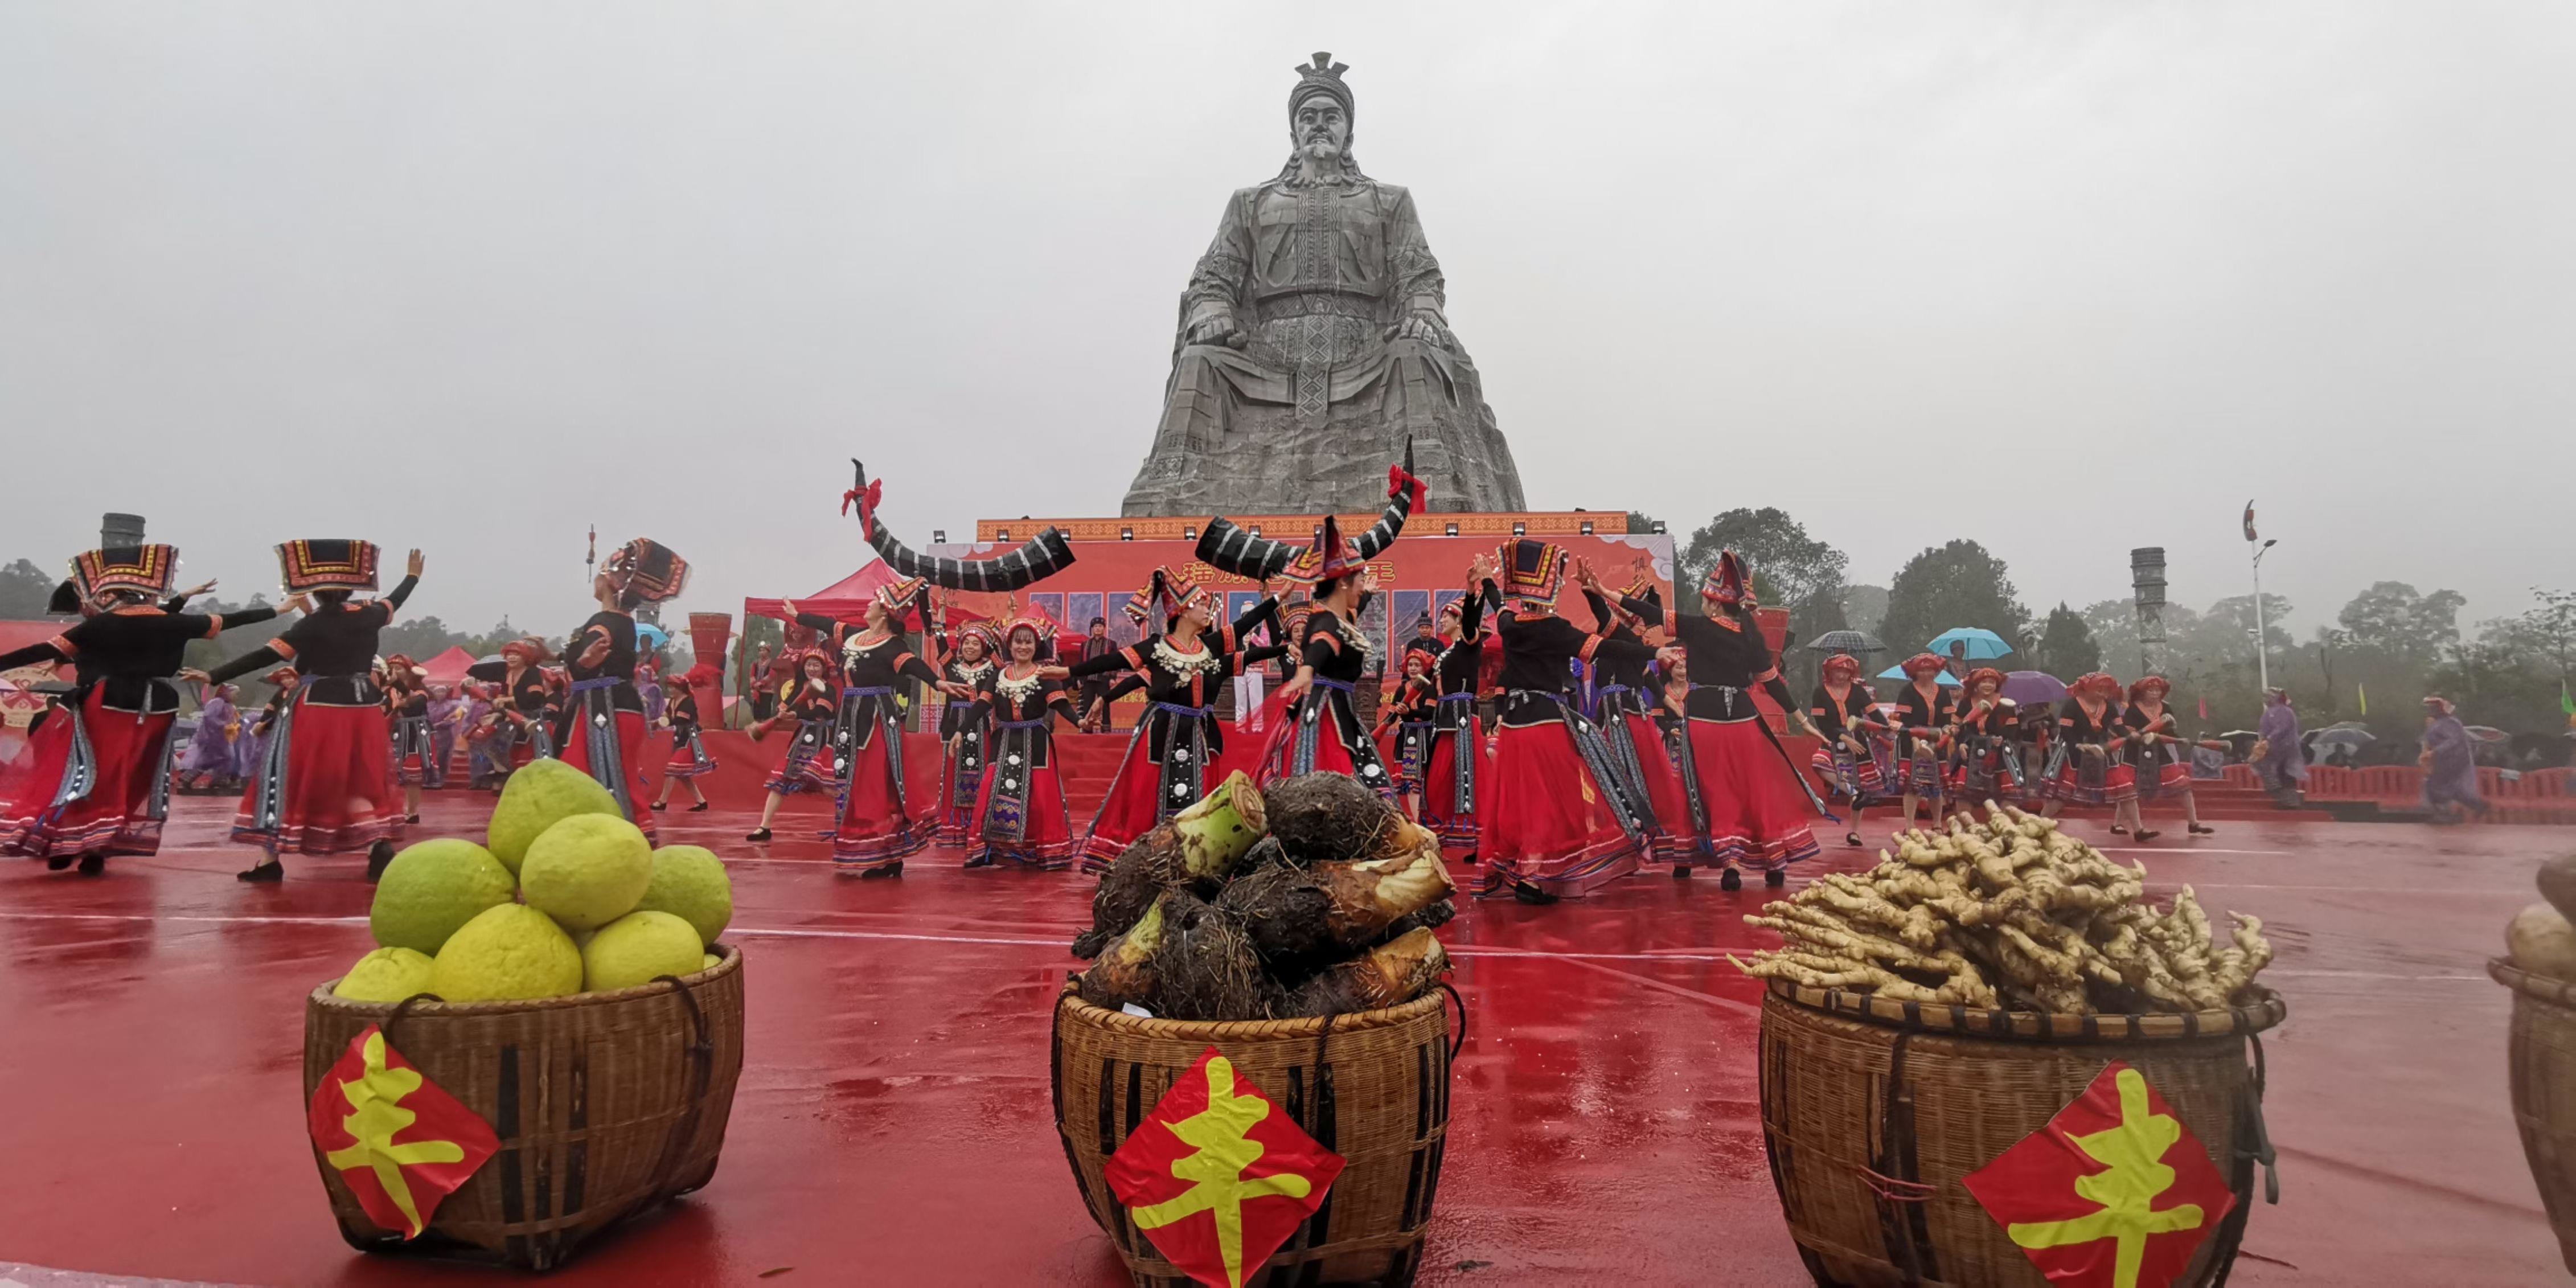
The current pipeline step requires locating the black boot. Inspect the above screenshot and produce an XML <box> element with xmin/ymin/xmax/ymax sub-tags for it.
<box><xmin>2187</xmin><ymin>822</ymin><xmax>2215</xmax><ymax>835</ymax></box>
<box><xmin>1672</xmin><ymin>865</ymin><xmax>1693</xmax><ymax>879</ymax></box>
<box><xmin>1719</xmin><ymin>867</ymin><xmax>1742</xmax><ymax>891</ymax></box>
<box><xmin>1764</xmin><ymin>866</ymin><xmax>1786</xmax><ymax>888</ymax></box>
<box><xmin>745</xmin><ymin>827</ymin><xmax>773</xmax><ymax>842</ymax></box>
<box><xmin>688</xmin><ymin>801</ymin><xmax>709</xmax><ymax>813</ymax></box>
<box><xmin>651</xmin><ymin>801</ymin><xmax>670</xmax><ymax>812</ymax></box>
<box><xmin>237</xmin><ymin>860</ymin><xmax>283</xmax><ymax>883</ymax></box>
<box><xmin>1511</xmin><ymin>880</ymin><xmax>1558</xmax><ymax>905</ymax></box>
<box><xmin>77</xmin><ymin>854</ymin><xmax>106</xmax><ymax>876</ymax></box>
<box><xmin>46</xmin><ymin>855</ymin><xmax>75</xmax><ymax>871</ymax></box>
<box><xmin>860</xmin><ymin>861</ymin><xmax>904</xmax><ymax>879</ymax></box>
<box><xmin>366</xmin><ymin>839</ymin><xmax>396</xmax><ymax>883</ymax></box>
<box><xmin>1845</xmin><ymin>831</ymin><xmax>1864</xmax><ymax>848</ymax></box>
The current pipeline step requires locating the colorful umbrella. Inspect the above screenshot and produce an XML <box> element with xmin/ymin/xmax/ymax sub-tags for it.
<box><xmin>2000</xmin><ymin>670</ymin><xmax>2067</xmax><ymax>705</ymax></box>
<box><xmin>1879</xmin><ymin>663</ymin><xmax>1960</xmax><ymax>686</ymax></box>
<box><xmin>1804</xmin><ymin>629</ymin><xmax>1886</xmax><ymax>655</ymax></box>
<box><xmin>1926</xmin><ymin>627</ymin><xmax>2013</xmax><ymax>660</ymax></box>
<box><xmin>635</xmin><ymin>623</ymin><xmax>671</xmax><ymax>651</ymax></box>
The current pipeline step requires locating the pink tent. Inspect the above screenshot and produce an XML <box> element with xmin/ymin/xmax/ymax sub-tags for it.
<box><xmin>420</xmin><ymin>646</ymin><xmax>478</xmax><ymax>686</ymax></box>
<box><xmin>743</xmin><ymin>559</ymin><xmax>901</xmax><ymax>626</ymax></box>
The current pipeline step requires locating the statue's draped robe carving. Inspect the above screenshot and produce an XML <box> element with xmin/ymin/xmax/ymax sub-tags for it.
<box><xmin>1123</xmin><ymin>170</ymin><xmax>1527</xmax><ymax>516</ymax></box>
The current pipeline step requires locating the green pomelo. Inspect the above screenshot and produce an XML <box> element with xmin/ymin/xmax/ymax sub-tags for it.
<box><xmin>581</xmin><ymin>910</ymin><xmax>705</xmax><ymax>992</ymax></box>
<box><xmin>519</xmin><ymin>814</ymin><xmax>654</xmax><ymax>931</ymax></box>
<box><xmin>370</xmin><ymin>838</ymin><xmax>516</xmax><ymax>953</ymax></box>
<box><xmin>430</xmin><ymin>904</ymin><xmax>582</xmax><ymax>1002</ymax></box>
<box><xmin>635</xmin><ymin>845</ymin><xmax>733</xmax><ymax>945</ymax></box>
<box><xmin>487</xmin><ymin>758</ymin><xmax>622</xmax><ymax>874</ymax></box>
<box><xmin>332</xmin><ymin>946</ymin><xmax>437</xmax><ymax>1002</ymax></box>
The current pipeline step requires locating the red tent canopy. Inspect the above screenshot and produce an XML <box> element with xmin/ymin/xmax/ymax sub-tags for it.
<box><xmin>420</xmin><ymin>645</ymin><xmax>478</xmax><ymax>686</ymax></box>
<box><xmin>743</xmin><ymin>559</ymin><xmax>901</xmax><ymax>626</ymax></box>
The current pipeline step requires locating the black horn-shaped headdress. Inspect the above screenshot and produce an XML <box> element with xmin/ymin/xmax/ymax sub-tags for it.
<box><xmin>1194</xmin><ymin>442</ymin><xmax>1426</xmax><ymax>583</ymax></box>
<box><xmin>843</xmin><ymin>460</ymin><xmax>1077</xmax><ymax>592</ymax></box>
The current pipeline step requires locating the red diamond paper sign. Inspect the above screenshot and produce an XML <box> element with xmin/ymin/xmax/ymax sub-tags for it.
<box><xmin>1962</xmin><ymin>1060</ymin><xmax>2237</xmax><ymax>1288</ymax></box>
<box><xmin>1105</xmin><ymin>1047</ymin><xmax>1346</xmax><ymax>1288</ymax></box>
<box><xmin>307</xmin><ymin>1025</ymin><xmax>500</xmax><ymax>1238</ymax></box>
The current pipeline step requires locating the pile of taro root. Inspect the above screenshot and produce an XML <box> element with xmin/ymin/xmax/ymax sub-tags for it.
<box><xmin>1733</xmin><ymin>801</ymin><xmax>2275</xmax><ymax>1014</ymax></box>
<box><xmin>1073</xmin><ymin>771</ymin><xmax>1457</xmax><ymax>1020</ymax></box>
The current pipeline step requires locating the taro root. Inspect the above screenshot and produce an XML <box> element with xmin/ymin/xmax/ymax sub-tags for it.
<box><xmin>1075</xmin><ymin>897</ymin><xmax>1167</xmax><ymax>1010</ymax></box>
<box><xmin>2540</xmin><ymin>852</ymin><xmax>2576</xmax><ymax>924</ymax></box>
<box><xmin>1069</xmin><ymin>774</ymin><xmax>1270</xmax><ymax>959</ymax></box>
<box><xmin>1264</xmin><ymin>773</ymin><xmax>1425</xmax><ymax>864</ymax></box>
<box><xmin>1283</xmin><ymin>928</ymin><xmax>1450</xmax><ymax>1017</ymax></box>
<box><xmin>1382</xmin><ymin>897</ymin><xmax>1457</xmax><ymax>941</ymax></box>
<box><xmin>1220</xmin><ymin>840</ymin><xmax>1457</xmax><ymax>970</ymax></box>
<box><xmin>1152</xmin><ymin>890</ymin><xmax>1273</xmax><ymax>1022</ymax></box>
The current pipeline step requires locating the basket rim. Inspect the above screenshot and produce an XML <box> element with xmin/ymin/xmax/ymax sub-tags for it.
<box><xmin>1054</xmin><ymin>981</ymin><xmax>1444</xmax><ymax>1039</ymax></box>
<box><xmin>1764</xmin><ymin>977</ymin><xmax>2287</xmax><ymax>1041</ymax></box>
<box><xmin>309</xmin><ymin>941</ymin><xmax>741</xmax><ymax>1016</ymax></box>
<box><xmin>2489</xmin><ymin>955</ymin><xmax>2576</xmax><ymax>1008</ymax></box>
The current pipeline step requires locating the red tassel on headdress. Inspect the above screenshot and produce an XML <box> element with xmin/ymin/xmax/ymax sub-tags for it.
<box><xmin>1387</xmin><ymin>462</ymin><xmax>1427</xmax><ymax>511</ymax></box>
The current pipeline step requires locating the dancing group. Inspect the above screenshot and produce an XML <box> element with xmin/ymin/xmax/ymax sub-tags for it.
<box><xmin>1807</xmin><ymin>654</ymin><xmax>2217</xmax><ymax>844</ymax></box>
<box><xmin>1</xmin><ymin>535</ymin><xmax>699</xmax><ymax>882</ymax></box>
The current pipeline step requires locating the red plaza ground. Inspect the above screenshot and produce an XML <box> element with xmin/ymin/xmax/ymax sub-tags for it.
<box><xmin>0</xmin><ymin>787</ymin><xmax>2564</xmax><ymax>1286</ymax></box>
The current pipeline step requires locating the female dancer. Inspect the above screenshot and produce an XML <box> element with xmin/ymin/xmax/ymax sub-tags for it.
<box><xmin>466</xmin><ymin>637</ymin><xmax>556</xmax><ymax>768</ymax></box>
<box><xmin>1593</xmin><ymin>552</ymin><xmax>1828</xmax><ymax>888</ymax></box>
<box><xmin>933</xmin><ymin>618</ymin><xmax>1000</xmax><ymax>846</ymax></box>
<box><xmin>746</xmin><ymin>650</ymin><xmax>839</xmax><ymax>840</ymax></box>
<box><xmin>653</xmin><ymin>663</ymin><xmax>719</xmax><ymax>811</ymax></box>
<box><xmin>1372</xmin><ymin>648</ymin><xmax>1438</xmax><ymax>819</ymax></box>
<box><xmin>2042</xmin><ymin>672</ymin><xmax>2137</xmax><ymax>826</ymax></box>
<box><xmin>1951</xmin><ymin>667</ymin><xmax>2024</xmax><ymax>808</ymax></box>
<box><xmin>1890</xmin><ymin>653</ymin><xmax>1958</xmax><ymax>825</ymax></box>
<box><xmin>1420</xmin><ymin>586</ymin><xmax>1489</xmax><ymax>852</ymax></box>
<box><xmin>785</xmin><ymin>579</ymin><xmax>964</xmax><ymax>875</ymax></box>
<box><xmin>959</xmin><ymin>616</ymin><xmax>1083</xmax><ymax>869</ymax></box>
<box><xmin>192</xmin><ymin>542</ymin><xmax>418</xmax><ymax>881</ymax></box>
<box><xmin>1582</xmin><ymin>572</ymin><xmax>1696</xmax><ymax>868</ymax></box>
<box><xmin>384</xmin><ymin>655</ymin><xmax>432</xmax><ymax>821</ymax></box>
<box><xmin>1</xmin><ymin>545</ymin><xmax>284</xmax><ymax>874</ymax></box>
<box><xmin>1056</xmin><ymin>568</ymin><xmax>1280</xmax><ymax>870</ymax></box>
<box><xmin>1264</xmin><ymin>522</ymin><xmax>1398</xmax><ymax>793</ymax></box>
<box><xmin>2122</xmin><ymin>675</ymin><xmax>2211</xmax><ymax>838</ymax></box>
<box><xmin>1478</xmin><ymin>543</ymin><xmax>1660</xmax><ymax>902</ymax></box>
<box><xmin>1807</xmin><ymin>652</ymin><xmax>1886</xmax><ymax>848</ymax></box>
<box><xmin>558</xmin><ymin>539</ymin><xmax>690</xmax><ymax>839</ymax></box>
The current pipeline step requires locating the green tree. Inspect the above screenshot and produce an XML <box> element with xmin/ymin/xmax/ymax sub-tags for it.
<box><xmin>0</xmin><ymin>558</ymin><xmax>58</xmax><ymax>618</ymax></box>
<box><xmin>1842</xmin><ymin>584</ymin><xmax>1889</xmax><ymax>638</ymax></box>
<box><xmin>2337</xmin><ymin>581</ymin><xmax>2466</xmax><ymax>667</ymax></box>
<box><xmin>1876</xmin><ymin>540</ymin><xmax>2028</xmax><ymax>662</ymax></box>
<box><xmin>2028</xmin><ymin>603</ymin><xmax>2102</xmax><ymax>679</ymax></box>
<box><xmin>1676</xmin><ymin>507</ymin><xmax>1852</xmax><ymax>662</ymax></box>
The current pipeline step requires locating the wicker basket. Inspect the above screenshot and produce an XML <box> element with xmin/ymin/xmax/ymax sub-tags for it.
<box><xmin>2490</xmin><ymin>957</ymin><xmax>2576</xmax><ymax>1273</ymax></box>
<box><xmin>1051</xmin><ymin>984</ymin><xmax>1458</xmax><ymax>1287</ymax></box>
<box><xmin>1758</xmin><ymin>981</ymin><xmax>2285</xmax><ymax>1287</ymax></box>
<box><xmin>301</xmin><ymin>945</ymin><xmax>747</xmax><ymax>1270</ymax></box>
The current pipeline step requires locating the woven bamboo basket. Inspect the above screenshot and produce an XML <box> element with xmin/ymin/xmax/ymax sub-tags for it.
<box><xmin>2489</xmin><ymin>957</ymin><xmax>2576</xmax><ymax>1273</ymax></box>
<box><xmin>1758</xmin><ymin>981</ymin><xmax>2285</xmax><ymax>1287</ymax></box>
<box><xmin>1052</xmin><ymin>983</ymin><xmax>1459</xmax><ymax>1287</ymax></box>
<box><xmin>301</xmin><ymin>944</ymin><xmax>746</xmax><ymax>1270</ymax></box>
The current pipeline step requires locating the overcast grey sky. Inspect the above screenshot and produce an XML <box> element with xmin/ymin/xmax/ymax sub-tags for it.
<box><xmin>4</xmin><ymin>3</ymin><xmax>2569</xmax><ymax>638</ymax></box>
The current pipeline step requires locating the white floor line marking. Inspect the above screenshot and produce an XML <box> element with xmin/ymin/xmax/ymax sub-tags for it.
<box><xmin>2093</xmin><ymin>847</ymin><xmax>2288</xmax><ymax>856</ymax></box>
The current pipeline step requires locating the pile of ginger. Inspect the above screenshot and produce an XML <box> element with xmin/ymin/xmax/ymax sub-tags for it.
<box><xmin>1732</xmin><ymin>801</ymin><xmax>2274</xmax><ymax>1015</ymax></box>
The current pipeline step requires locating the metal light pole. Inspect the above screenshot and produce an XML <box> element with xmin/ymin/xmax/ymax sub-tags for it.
<box><xmin>2242</xmin><ymin>500</ymin><xmax>2275</xmax><ymax>694</ymax></box>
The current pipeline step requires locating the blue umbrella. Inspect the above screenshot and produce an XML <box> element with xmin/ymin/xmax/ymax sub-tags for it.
<box><xmin>1880</xmin><ymin>663</ymin><xmax>1960</xmax><ymax>686</ymax></box>
<box><xmin>1926</xmin><ymin>627</ymin><xmax>2013</xmax><ymax>660</ymax></box>
<box><xmin>635</xmin><ymin>623</ymin><xmax>671</xmax><ymax>651</ymax></box>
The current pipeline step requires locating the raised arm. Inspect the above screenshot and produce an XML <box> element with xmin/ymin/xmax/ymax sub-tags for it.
<box><xmin>1064</xmin><ymin>643</ymin><xmax>1142</xmax><ymax>680</ymax></box>
<box><xmin>202</xmin><ymin>645</ymin><xmax>288</xmax><ymax>687</ymax></box>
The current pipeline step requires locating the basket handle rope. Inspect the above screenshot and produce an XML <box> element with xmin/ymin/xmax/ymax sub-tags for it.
<box><xmin>2243</xmin><ymin>1032</ymin><xmax>2279</xmax><ymax>1204</ymax></box>
<box><xmin>382</xmin><ymin>992</ymin><xmax>446</xmax><ymax>1054</ymax></box>
<box><xmin>1437</xmin><ymin>980</ymin><xmax>1469</xmax><ymax>1061</ymax></box>
<box><xmin>1871</xmin><ymin>1032</ymin><xmax>1937</xmax><ymax>1287</ymax></box>
<box><xmin>638</xmin><ymin>973</ymin><xmax>717</xmax><ymax>1199</ymax></box>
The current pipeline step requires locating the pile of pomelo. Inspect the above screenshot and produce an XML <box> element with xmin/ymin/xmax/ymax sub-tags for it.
<box><xmin>330</xmin><ymin>759</ymin><xmax>736</xmax><ymax>1003</ymax></box>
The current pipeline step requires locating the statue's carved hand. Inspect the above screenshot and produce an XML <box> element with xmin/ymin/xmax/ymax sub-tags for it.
<box><xmin>1187</xmin><ymin>313</ymin><xmax>1240</xmax><ymax>347</ymax></box>
<box><xmin>1392</xmin><ymin>313</ymin><xmax>1449</xmax><ymax>348</ymax></box>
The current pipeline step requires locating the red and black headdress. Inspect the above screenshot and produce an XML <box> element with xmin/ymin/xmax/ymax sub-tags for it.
<box><xmin>1964</xmin><ymin>666</ymin><xmax>2007</xmax><ymax>694</ymax></box>
<box><xmin>1125</xmin><ymin>566</ymin><xmax>1216</xmax><ymax>627</ymax></box>
<box><xmin>1496</xmin><ymin>538</ymin><xmax>1569</xmax><ymax>609</ymax></box>
<box><xmin>1899</xmin><ymin>652</ymin><xmax>1947</xmax><ymax>678</ymax></box>
<box><xmin>872</xmin><ymin>575</ymin><xmax>928</xmax><ymax>625</ymax></box>
<box><xmin>2072</xmin><ymin>671</ymin><xmax>2122</xmax><ymax>698</ymax></box>
<box><xmin>276</xmin><ymin>540</ymin><xmax>379</xmax><ymax>594</ymax></box>
<box><xmin>2127</xmin><ymin>675</ymin><xmax>2172</xmax><ymax>703</ymax></box>
<box><xmin>70</xmin><ymin>544</ymin><xmax>179</xmax><ymax>605</ymax></box>
<box><xmin>1822</xmin><ymin>653</ymin><xmax>1864</xmax><ymax>679</ymax></box>
<box><xmin>1701</xmin><ymin>549</ymin><xmax>1750</xmax><ymax>608</ymax></box>
<box><xmin>952</xmin><ymin>620</ymin><xmax>1003</xmax><ymax>659</ymax></box>
<box><xmin>605</xmin><ymin>538</ymin><xmax>691</xmax><ymax>604</ymax></box>
<box><xmin>499</xmin><ymin>637</ymin><xmax>553</xmax><ymax>664</ymax></box>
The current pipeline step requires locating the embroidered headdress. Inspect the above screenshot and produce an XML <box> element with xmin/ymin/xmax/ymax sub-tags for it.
<box><xmin>276</xmin><ymin>540</ymin><xmax>379</xmax><ymax>594</ymax></box>
<box><xmin>70</xmin><ymin>545</ymin><xmax>179</xmax><ymax>604</ymax></box>
<box><xmin>604</xmin><ymin>538</ymin><xmax>690</xmax><ymax>603</ymax></box>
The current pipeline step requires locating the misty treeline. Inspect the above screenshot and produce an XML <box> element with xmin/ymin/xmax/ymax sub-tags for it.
<box><xmin>0</xmin><ymin>558</ymin><xmax>694</xmax><ymax>709</ymax></box>
<box><xmin>1639</xmin><ymin>511</ymin><xmax>2573</xmax><ymax>762</ymax></box>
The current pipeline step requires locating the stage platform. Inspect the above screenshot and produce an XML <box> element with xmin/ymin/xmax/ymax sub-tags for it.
<box><xmin>0</xmin><ymin>797</ymin><xmax>2563</xmax><ymax>1286</ymax></box>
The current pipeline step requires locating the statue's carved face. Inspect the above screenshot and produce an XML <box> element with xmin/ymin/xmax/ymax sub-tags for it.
<box><xmin>1292</xmin><ymin>94</ymin><xmax>1349</xmax><ymax>160</ymax></box>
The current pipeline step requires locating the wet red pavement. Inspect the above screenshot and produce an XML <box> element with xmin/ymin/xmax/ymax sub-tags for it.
<box><xmin>1</xmin><ymin>791</ymin><xmax>2567</xmax><ymax>1286</ymax></box>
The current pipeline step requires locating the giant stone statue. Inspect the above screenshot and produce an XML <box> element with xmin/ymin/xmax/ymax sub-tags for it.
<box><xmin>1121</xmin><ymin>54</ymin><xmax>1528</xmax><ymax>517</ymax></box>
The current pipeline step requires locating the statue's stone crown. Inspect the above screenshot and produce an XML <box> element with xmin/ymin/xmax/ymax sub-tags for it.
<box><xmin>1290</xmin><ymin>51</ymin><xmax>1353</xmax><ymax>117</ymax></box>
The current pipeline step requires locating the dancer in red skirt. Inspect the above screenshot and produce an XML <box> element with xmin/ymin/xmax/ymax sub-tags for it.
<box><xmin>2042</xmin><ymin>672</ymin><xmax>2137</xmax><ymax>825</ymax></box>
<box><xmin>1057</xmin><ymin>568</ymin><xmax>1281</xmax><ymax>870</ymax></box>
<box><xmin>2120</xmin><ymin>675</ymin><xmax>2212</xmax><ymax>839</ymax></box>
<box><xmin>1419</xmin><ymin>584</ymin><xmax>1489</xmax><ymax>852</ymax></box>
<box><xmin>193</xmin><ymin>541</ymin><xmax>419</xmax><ymax>881</ymax></box>
<box><xmin>1807</xmin><ymin>652</ymin><xmax>1889</xmax><ymax>848</ymax></box>
<box><xmin>1581</xmin><ymin>571</ymin><xmax>1695</xmax><ymax>868</ymax></box>
<box><xmin>652</xmin><ymin>663</ymin><xmax>720</xmax><ymax>813</ymax></box>
<box><xmin>784</xmin><ymin>579</ymin><xmax>963</xmax><ymax>875</ymax></box>
<box><xmin>467</xmin><ymin>637</ymin><xmax>556</xmax><ymax>768</ymax></box>
<box><xmin>1890</xmin><ymin>651</ymin><xmax>1959</xmax><ymax>826</ymax></box>
<box><xmin>1372</xmin><ymin>649</ymin><xmax>1438</xmax><ymax>818</ymax></box>
<box><xmin>748</xmin><ymin>650</ymin><xmax>840</xmax><ymax>838</ymax></box>
<box><xmin>959</xmin><ymin>616</ymin><xmax>1082</xmax><ymax>869</ymax></box>
<box><xmin>1259</xmin><ymin>520</ymin><xmax>1401</xmax><ymax>794</ymax></box>
<box><xmin>1</xmin><ymin>545</ymin><xmax>284</xmax><ymax>875</ymax></box>
<box><xmin>1609</xmin><ymin>551</ymin><xmax>1828</xmax><ymax>889</ymax></box>
<box><xmin>1475</xmin><ymin>543</ymin><xmax>1660</xmax><ymax>903</ymax></box>
<box><xmin>383</xmin><ymin>654</ymin><xmax>432</xmax><ymax>820</ymax></box>
<box><xmin>1949</xmin><ymin>667</ymin><xmax>2024</xmax><ymax>807</ymax></box>
<box><xmin>557</xmin><ymin>539</ymin><xmax>691</xmax><ymax>840</ymax></box>
<box><xmin>932</xmin><ymin>616</ymin><xmax>1000</xmax><ymax>846</ymax></box>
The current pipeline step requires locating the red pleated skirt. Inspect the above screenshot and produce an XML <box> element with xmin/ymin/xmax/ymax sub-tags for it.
<box><xmin>832</xmin><ymin>731</ymin><xmax>929</xmax><ymax>870</ymax></box>
<box><xmin>2047</xmin><ymin>756</ymin><xmax>2138</xmax><ymax>806</ymax></box>
<box><xmin>663</xmin><ymin>731</ymin><xmax>717</xmax><ymax>779</ymax></box>
<box><xmin>559</xmin><ymin>708</ymin><xmax>658</xmax><ymax>842</ymax></box>
<box><xmin>1420</xmin><ymin>721</ymin><xmax>1482</xmax><ymax>847</ymax></box>
<box><xmin>2134</xmin><ymin>756</ymin><xmax>2194</xmax><ymax>798</ymax></box>
<box><xmin>1081</xmin><ymin>739</ymin><xmax>1170</xmax><ymax>872</ymax></box>
<box><xmin>1479</xmin><ymin>720</ymin><xmax>1638</xmax><ymax>898</ymax></box>
<box><xmin>1622</xmin><ymin>711</ymin><xmax>1696</xmax><ymax>865</ymax></box>
<box><xmin>1679</xmin><ymin>719</ymin><xmax>1819</xmax><ymax>872</ymax></box>
<box><xmin>969</xmin><ymin>761</ymin><xmax>1075</xmax><ymax>869</ymax></box>
<box><xmin>1</xmin><ymin>692</ymin><xmax>175</xmax><ymax>860</ymax></box>
<box><xmin>233</xmin><ymin>701</ymin><xmax>404</xmax><ymax>856</ymax></box>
